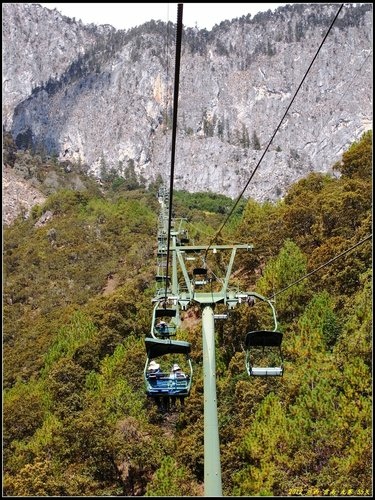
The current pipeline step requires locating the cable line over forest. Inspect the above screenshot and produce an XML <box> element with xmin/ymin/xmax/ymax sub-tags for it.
<box><xmin>268</xmin><ymin>233</ymin><xmax>372</xmax><ymax>300</ymax></box>
<box><xmin>204</xmin><ymin>3</ymin><xmax>344</xmax><ymax>257</ymax></box>
<box><xmin>164</xmin><ymin>3</ymin><xmax>183</xmax><ymax>303</ymax></box>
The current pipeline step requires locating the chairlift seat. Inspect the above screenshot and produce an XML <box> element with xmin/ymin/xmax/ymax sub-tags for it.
<box><xmin>214</xmin><ymin>313</ymin><xmax>228</xmax><ymax>320</ymax></box>
<box><xmin>249</xmin><ymin>367</ymin><xmax>283</xmax><ymax>377</ymax></box>
<box><xmin>146</xmin><ymin>373</ymin><xmax>190</xmax><ymax>396</ymax></box>
<box><xmin>144</xmin><ymin>338</ymin><xmax>192</xmax><ymax>396</ymax></box>
<box><xmin>194</xmin><ymin>280</ymin><xmax>208</xmax><ymax>286</ymax></box>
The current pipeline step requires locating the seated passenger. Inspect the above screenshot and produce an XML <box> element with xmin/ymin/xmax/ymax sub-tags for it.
<box><xmin>156</xmin><ymin>321</ymin><xmax>168</xmax><ymax>335</ymax></box>
<box><xmin>170</xmin><ymin>363</ymin><xmax>186</xmax><ymax>378</ymax></box>
<box><xmin>147</xmin><ymin>360</ymin><xmax>161</xmax><ymax>375</ymax></box>
<box><xmin>170</xmin><ymin>363</ymin><xmax>187</xmax><ymax>410</ymax></box>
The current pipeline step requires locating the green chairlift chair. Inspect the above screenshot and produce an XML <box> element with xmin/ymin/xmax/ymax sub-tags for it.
<box><xmin>144</xmin><ymin>337</ymin><xmax>193</xmax><ymax>398</ymax></box>
<box><xmin>244</xmin><ymin>293</ymin><xmax>284</xmax><ymax>377</ymax></box>
<box><xmin>245</xmin><ymin>330</ymin><xmax>284</xmax><ymax>376</ymax></box>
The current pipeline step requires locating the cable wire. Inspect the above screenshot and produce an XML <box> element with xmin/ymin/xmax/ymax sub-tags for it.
<box><xmin>204</xmin><ymin>3</ymin><xmax>344</xmax><ymax>258</ymax></box>
<box><xmin>164</xmin><ymin>3</ymin><xmax>183</xmax><ymax>302</ymax></box>
<box><xmin>267</xmin><ymin>233</ymin><xmax>372</xmax><ymax>300</ymax></box>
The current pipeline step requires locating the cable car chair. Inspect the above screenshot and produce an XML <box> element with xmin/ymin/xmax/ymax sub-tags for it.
<box><xmin>144</xmin><ymin>337</ymin><xmax>192</xmax><ymax>398</ymax></box>
<box><xmin>244</xmin><ymin>294</ymin><xmax>284</xmax><ymax>377</ymax></box>
<box><xmin>151</xmin><ymin>299</ymin><xmax>179</xmax><ymax>339</ymax></box>
<box><xmin>192</xmin><ymin>267</ymin><xmax>208</xmax><ymax>286</ymax></box>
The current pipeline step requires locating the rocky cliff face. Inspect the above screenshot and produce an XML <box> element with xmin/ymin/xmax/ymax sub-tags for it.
<box><xmin>2</xmin><ymin>165</ymin><xmax>46</xmax><ymax>225</ymax></box>
<box><xmin>3</xmin><ymin>3</ymin><xmax>373</xmax><ymax>202</ymax></box>
<box><xmin>2</xmin><ymin>3</ymin><xmax>116</xmax><ymax>129</ymax></box>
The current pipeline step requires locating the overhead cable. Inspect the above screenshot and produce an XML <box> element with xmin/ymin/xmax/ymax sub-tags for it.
<box><xmin>204</xmin><ymin>3</ymin><xmax>344</xmax><ymax>258</ymax></box>
<box><xmin>267</xmin><ymin>233</ymin><xmax>372</xmax><ymax>300</ymax></box>
<box><xmin>164</xmin><ymin>3</ymin><xmax>183</xmax><ymax>302</ymax></box>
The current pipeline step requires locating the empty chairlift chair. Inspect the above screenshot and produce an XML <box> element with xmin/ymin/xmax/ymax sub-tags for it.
<box><xmin>243</xmin><ymin>293</ymin><xmax>284</xmax><ymax>377</ymax></box>
<box><xmin>245</xmin><ymin>330</ymin><xmax>284</xmax><ymax>377</ymax></box>
<box><xmin>179</xmin><ymin>230</ymin><xmax>189</xmax><ymax>245</ymax></box>
<box><xmin>192</xmin><ymin>267</ymin><xmax>208</xmax><ymax>286</ymax></box>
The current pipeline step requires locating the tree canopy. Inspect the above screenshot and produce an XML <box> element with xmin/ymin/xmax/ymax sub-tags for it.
<box><xmin>3</xmin><ymin>131</ymin><xmax>372</xmax><ymax>496</ymax></box>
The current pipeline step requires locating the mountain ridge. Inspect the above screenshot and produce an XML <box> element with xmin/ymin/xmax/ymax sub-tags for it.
<box><xmin>2</xmin><ymin>3</ymin><xmax>373</xmax><ymax>202</ymax></box>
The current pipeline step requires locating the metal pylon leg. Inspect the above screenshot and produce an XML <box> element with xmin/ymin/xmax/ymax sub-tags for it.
<box><xmin>202</xmin><ymin>305</ymin><xmax>222</xmax><ymax>496</ymax></box>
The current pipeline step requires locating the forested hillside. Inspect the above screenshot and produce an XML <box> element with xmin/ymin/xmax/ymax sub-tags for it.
<box><xmin>2</xmin><ymin>131</ymin><xmax>372</xmax><ymax>496</ymax></box>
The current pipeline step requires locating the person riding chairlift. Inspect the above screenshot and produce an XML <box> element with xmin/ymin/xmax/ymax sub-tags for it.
<box><xmin>169</xmin><ymin>363</ymin><xmax>186</xmax><ymax>379</ymax></box>
<box><xmin>169</xmin><ymin>363</ymin><xmax>186</xmax><ymax>409</ymax></box>
<box><xmin>156</xmin><ymin>320</ymin><xmax>168</xmax><ymax>335</ymax></box>
<box><xmin>147</xmin><ymin>360</ymin><xmax>169</xmax><ymax>412</ymax></box>
<box><xmin>147</xmin><ymin>360</ymin><xmax>161</xmax><ymax>375</ymax></box>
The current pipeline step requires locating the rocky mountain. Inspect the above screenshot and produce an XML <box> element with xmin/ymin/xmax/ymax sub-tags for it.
<box><xmin>2</xmin><ymin>3</ymin><xmax>115</xmax><ymax>130</ymax></box>
<box><xmin>2</xmin><ymin>165</ymin><xmax>46</xmax><ymax>225</ymax></box>
<box><xmin>2</xmin><ymin>2</ymin><xmax>373</xmax><ymax>202</ymax></box>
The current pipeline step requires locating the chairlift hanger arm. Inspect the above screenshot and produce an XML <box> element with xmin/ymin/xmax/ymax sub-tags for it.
<box><xmin>175</xmin><ymin>249</ymin><xmax>194</xmax><ymax>297</ymax></box>
<box><xmin>237</xmin><ymin>291</ymin><xmax>279</xmax><ymax>331</ymax></box>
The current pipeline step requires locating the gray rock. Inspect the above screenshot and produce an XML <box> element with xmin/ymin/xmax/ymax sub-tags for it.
<box><xmin>3</xmin><ymin>3</ymin><xmax>373</xmax><ymax>204</ymax></box>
